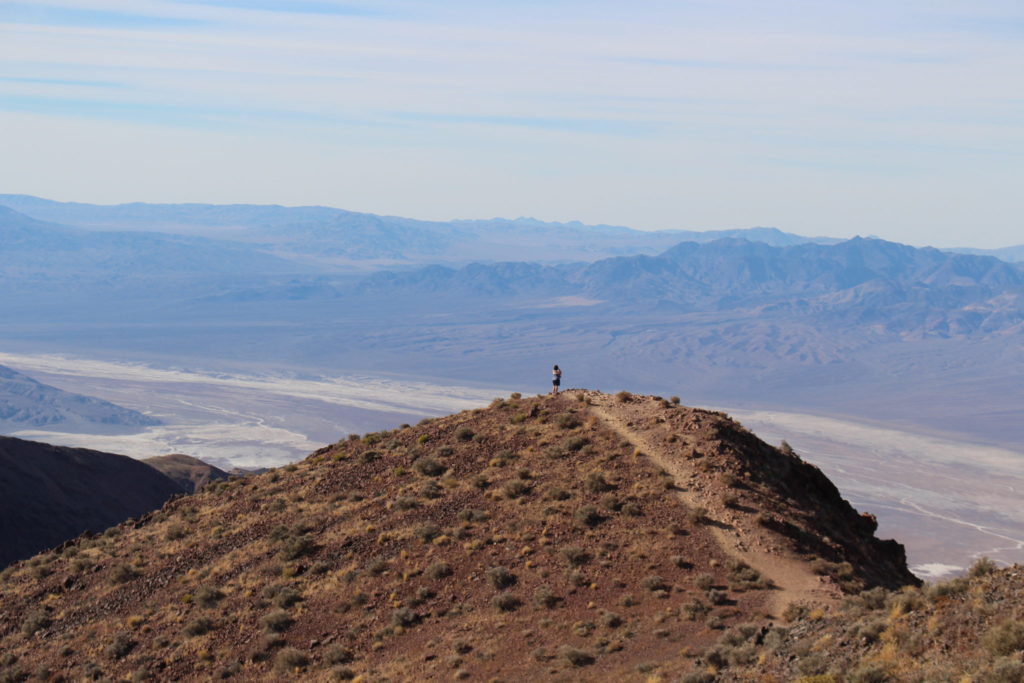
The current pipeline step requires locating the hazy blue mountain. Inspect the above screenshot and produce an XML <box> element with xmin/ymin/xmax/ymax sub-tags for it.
<box><xmin>0</xmin><ymin>195</ymin><xmax>838</xmax><ymax>266</ymax></box>
<box><xmin>352</xmin><ymin>237</ymin><xmax>1024</xmax><ymax>332</ymax></box>
<box><xmin>0</xmin><ymin>206</ymin><xmax>308</xmax><ymax>279</ymax></box>
<box><xmin>0</xmin><ymin>364</ymin><xmax>160</xmax><ymax>432</ymax></box>
<box><xmin>946</xmin><ymin>245</ymin><xmax>1024</xmax><ymax>263</ymax></box>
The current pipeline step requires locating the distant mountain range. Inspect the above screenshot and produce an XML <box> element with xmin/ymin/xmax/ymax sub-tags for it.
<box><xmin>1</xmin><ymin>194</ymin><xmax>1022</xmax><ymax>450</ymax></box>
<box><xmin>0</xmin><ymin>436</ymin><xmax>226</xmax><ymax>567</ymax></box>
<box><xmin>0</xmin><ymin>194</ymin><xmax>842</xmax><ymax>268</ymax></box>
<box><xmin>0</xmin><ymin>364</ymin><xmax>160</xmax><ymax>432</ymax></box>
<box><xmin>3</xmin><ymin>194</ymin><xmax>1020</xmax><ymax>268</ymax></box>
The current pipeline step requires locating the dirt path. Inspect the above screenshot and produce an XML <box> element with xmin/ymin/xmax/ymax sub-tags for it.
<box><xmin>584</xmin><ymin>393</ymin><xmax>838</xmax><ymax>617</ymax></box>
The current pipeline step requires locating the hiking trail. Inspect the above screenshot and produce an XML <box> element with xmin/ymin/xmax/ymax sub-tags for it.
<box><xmin>583</xmin><ymin>391</ymin><xmax>839</xmax><ymax>617</ymax></box>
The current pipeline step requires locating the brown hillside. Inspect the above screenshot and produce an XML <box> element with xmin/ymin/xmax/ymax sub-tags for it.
<box><xmin>0</xmin><ymin>391</ymin><xmax>916</xmax><ymax>682</ymax></box>
<box><xmin>144</xmin><ymin>454</ymin><xmax>230</xmax><ymax>494</ymax></box>
<box><xmin>720</xmin><ymin>560</ymin><xmax>1024</xmax><ymax>682</ymax></box>
<box><xmin>0</xmin><ymin>436</ymin><xmax>186</xmax><ymax>569</ymax></box>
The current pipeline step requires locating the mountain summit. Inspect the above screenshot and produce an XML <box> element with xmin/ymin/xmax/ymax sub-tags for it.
<box><xmin>0</xmin><ymin>391</ymin><xmax>916</xmax><ymax>680</ymax></box>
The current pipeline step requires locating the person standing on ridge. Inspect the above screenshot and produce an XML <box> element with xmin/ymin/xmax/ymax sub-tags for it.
<box><xmin>551</xmin><ymin>365</ymin><xmax>562</xmax><ymax>394</ymax></box>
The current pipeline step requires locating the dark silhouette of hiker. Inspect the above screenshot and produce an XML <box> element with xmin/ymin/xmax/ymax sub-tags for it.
<box><xmin>551</xmin><ymin>365</ymin><xmax>562</xmax><ymax>394</ymax></box>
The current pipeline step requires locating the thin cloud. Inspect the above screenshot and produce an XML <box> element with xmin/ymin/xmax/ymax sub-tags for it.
<box><xmin>1</xmin><ymin>1</ymin><xmax>1022</xmax><ymax>246</ymax></box>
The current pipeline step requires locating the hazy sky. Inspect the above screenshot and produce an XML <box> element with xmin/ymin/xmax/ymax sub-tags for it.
<box><xmin>2</xmin><ymin>1</ymin><xmax>1022</xmax><ymax>247</ymax></box>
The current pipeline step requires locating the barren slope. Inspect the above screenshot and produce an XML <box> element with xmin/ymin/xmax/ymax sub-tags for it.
<box><xmin>0</xmin><ymin>437</ymin><xmax>186</xmax><ymax>568</ymax></box>
<box><xmin>0</xmin><ymin>392</ymin><xmax>916</xmax><ymax>681</ymax></box>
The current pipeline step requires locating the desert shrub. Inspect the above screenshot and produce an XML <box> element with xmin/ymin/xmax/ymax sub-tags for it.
<box><xmin>622</xmin><ymin>501</ymin><xmax>642</xmax><ymax>516</ymax></box>
<box><xmin>280</xmin><ymin>535</ymin><xmax>316</xmax><ymax>561</ymax></box>
<box><xmin>681</xmin><ymin>673</ymin><xmax>715</xmax><ymax>683</ymax></box>
<box><xmin>980</xmin><ymin>657</ymin><xmax>1024</xmax><ymax>683</ymax></box>
<box><xmin>853</xmin><ymin>618</ymin><xmax>886</xmax><ymax>644</ymax></box>
<box><xmin>21</xmin><ymin>611</ymin><xmax>51</xmax><ymax>636</ymax></box>
<box><xmin>722</xmin><ymin>493</ymin><xmax>740</xmax><ymax>508</ymax></box>
<box><xmin>561</xmin><ymin>546</ymin><xmax>590</xmax><ymax>567</ymax></box>
<box><xmin>719</xmin><ymin>623</ymin><xmax>759</xmax><ymax>648</ymax></box>
<box><xmin>559</xmin><ymin>646</ymin><xmax>595</xmax><ymax>666</ymax></box>
<box><xmin>887</xmin><ymin>589</ymin><xmax>925</xmax><ymax>615</ymax></box>
<box><xmin>391</xmin><ymin>608</ymin><xmax>419</xmax><ymax>627</ymax></box>
<box><xmin>556</xmin><ymin>414</ymin><xmax>581</xmax><ymax>429</ymax></box>
<box><xmin>927</xmin><ymin>576</ymin><xmax>969</xmax><ymax>601</ymax></box>
<box><xmin>682</xmin><ymin>598</ymin><xmax>710</xmax><ymax>621</ymax></box>
<box><xmin>455</xmin><ymin>427</ymin><xmax>474</xmax><ymax>442</ymax></box>
<box><xmin>366</xmin><ymin>557</ymin><xmax>389</xmax><ymax>575</ymax></box>
<box><xmin>414</xmin><ymin>522</ymin><xmax>442</xmax><ymax>543</ymax></box>
<box><xmin>274</xmin><ymin>648</ymin><xmax>309</xmax><ymax>673</ymax></box>
<box><xmin>727</xmin><ymin>560</ymin><xmax>771</xmax><ymax>590</ymax></box>
<box><xmin>272</xmin><ymin>587</ymin><xmax>302</xmax><ymax>608</ymax></box>
<box><xmin>547</xmin><ymin>487</ymin><xmax>571</xmax><ymax>501</ymax></box>
<box><xmin>707</xmin><ymin>588</ymin><xmax>729</xmax><ymax>605</ymax></box>
<box><xmin>670</xmin><ymin>396</ymin><xmax>680</xmax><ymax>404</ymax></box>
<box><xmin>615</xmin><ymin>391</ymin><xmax>632</xmax><ymax>403</ymax></box>
<box><xmin>471</xmin><ymin>474</ymin><xmax>490</xmax><ymax>489</ymax></box>
<box><xmin>983</xmin><ymin>619</ymin><xmax>1024</xmax><ymax>657</ymax></box>
<box><xmin>486</xmin><ymin>566</ymin><xmax>517</xmax><ymax>590</ymax></box>
<box><xmin>420</xmin><ymin>480</ymin><xmax>444</xmax><ymax>499</ymax></box>
<box><xmin>847</xmin><ymin>661</ymin><xmax>893</xmax><ymax>683</ymax></box>
<box><xmin>183</xmin><ymin>617</ymin><xmax>215</xmax><ymax>637</ymax></box>
<box><xmin>853</xmin><ymin>586</ymin><xmax>889</xmax><ymax>611</ymax></box>
<box><xmin>394</xmin><ymin>496</ymin><xmax>420</xmax><ymax>510</ymax></box>
<box><xmin>426</xmin><ymin>562</ymin><xmax>453</xmax><ymax>580</ymax></box>
<box><xmin>110</xmin><ymin>564</ymin><xmax>138</xmax><ymax>584</ymax></box>
<box><xmin>457</xmin><ymin>508</ymin><xmax>490</xmax><ymax>523</ymax></box>
<box><xmin>574</xmin><ymin>505</ymin><xmax>604</xmax><ymax>527</ymax></box>
<box><xmin>969</xmin><ymin>557</ymin><xmax>999</xmax><ymax>577</ymax></box>
<box><xmin>502</xmin><ymin>480</ymin><xmax>531</xmax><ymax>499</ymax></box>
<box><xmin>602</xmin><ymin>611</ymin><xmax>623</xmax><ymax>628</ymax></box>
<box><xmin>642</xmin><ymin>575</ymin><xmax>668</xmax><ymax>591</ymax></box>
<box><xmin>585</xmin><ymin>471</ymin><xmax>613</xmax><ymax>493</ymax></box>
<box><xmin>695</xmin><ymin>573</ymin><xmax>715</xmax><ymax>590</ymax></box>
<box><xmin>535</xmin><ymin>585</ymin><xmax>559</xmax><ymax>609</ymax></box>
<box><xmin>492</xmin><ymin>593</ymin><xmax>522</xmax><ymax>612</ymax></box>
<box><xmin>782</xmin><ymin>602</ymin><xmax>809</xmax><ymax>621</ymax></box>
<box><xmin>416</xmin><ymin>434</ymin><xmax>430</xmax><ymax>444</ymax></box>
<box><xmin>324</xmin><ymin>645</ymin><xmax>353</xmax><ymax>665</ymax></box>
<box><xmin>262</xmin><ymin>609</ymin><xmax>293</xmax><ymax>633</ymax></box>
<box><xmin>510</xmin><ymin>392</ymin><xmax>522</xmax><ymax>400</ymax></box>
<box><xmin>262</xmin><ymin>633</ymin><xmax>285</xmax><ymax>650</ymax></box>
<box><xmin>563</xmin><ymin>437</ymin><xmax>589</xmax><ymax>452</ymax></box>
<box><xmin>195</xmin><ymin>586</ymin><xmax>225</xmax><ymax>608</ymax></box>
<box><xmin>414</xmin><ymin>457</ymin><xmax>446</xmax><ymax>477</ymax></box>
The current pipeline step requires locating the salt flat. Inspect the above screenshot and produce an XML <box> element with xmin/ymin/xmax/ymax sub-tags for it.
<box><xmin>0</xmin><ymin>352</ymin><xmax>506</xmax><ymax>469</ymax></box>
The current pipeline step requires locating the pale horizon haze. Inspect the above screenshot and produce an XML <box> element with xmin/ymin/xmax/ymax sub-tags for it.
<box><xmin>2</xmin><ymin>1</ymin><xmax>1023</xmax><ymax>248</ymax></box>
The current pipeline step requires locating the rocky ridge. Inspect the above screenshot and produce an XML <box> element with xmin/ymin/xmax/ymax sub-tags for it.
<box><xmin>0</xmin><ymin>391</ymin><xmax>919</xmax><ymax>681</ymax></box>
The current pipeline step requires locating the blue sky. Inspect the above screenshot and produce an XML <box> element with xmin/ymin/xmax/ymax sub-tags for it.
<box><xmin>1</xmin><ymin>0</ymin><xmax>1022</xmax><ymax>247</ymax></box>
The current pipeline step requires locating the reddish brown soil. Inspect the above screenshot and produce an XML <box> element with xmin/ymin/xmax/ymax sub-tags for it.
<box><xmin>0</xmin><ymin>391</ymin><xmax>916</xmax><ymax>682</ymax></box>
